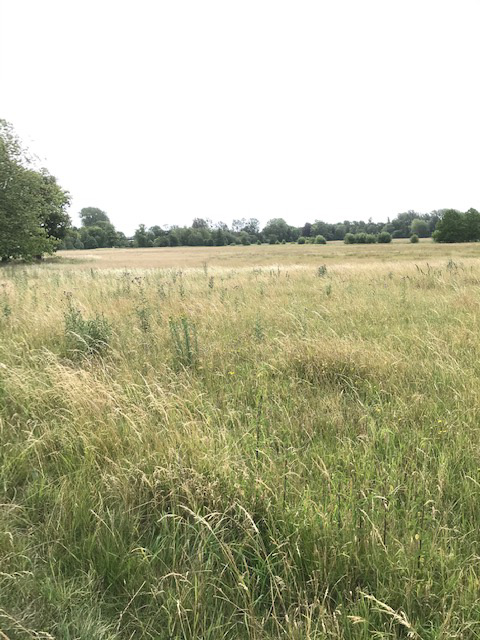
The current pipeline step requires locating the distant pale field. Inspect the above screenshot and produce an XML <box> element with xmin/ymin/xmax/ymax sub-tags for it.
<box><xmin>2</xmin><ymin>241</ymin><xmax>480</xmax><ymax>637</ymax></box>
<box><xmin>57</xmin><ymin>238</ymin><xmax>480</xmax><ymax>269</ymax></box>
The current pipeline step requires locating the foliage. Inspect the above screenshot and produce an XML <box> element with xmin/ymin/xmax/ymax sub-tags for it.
<box><xmin>432</xmin><ymin>209</ymin><xmax>480</xmax><ymax>243</ymax></box>
<box><xmin>410</xmin><ymin>218</ymin><xmax>429</xmax><ymax>238</ymax></box>
<box><xmin>410</xmin><ymin>233</ymin><xmax>419</xmax><ymax>243</ymax></box>
<box><xmin>314</xmin><ymin>234</ymin><xmax>327</xmax><ymax>244</ymax></box>
<box><xmin>377</xmin><ymin>231</ymin><xmax>392</xmax><ymax>243</ymax></box>
<box><xmin>0</xmin><ymin>120</ymin><xmax>70</xmax><ymax>260</ymax></box>
<box><xmin>79</xmin><ymin>207</ymin><xmax>110</xmax><ymax>227</ymax></box>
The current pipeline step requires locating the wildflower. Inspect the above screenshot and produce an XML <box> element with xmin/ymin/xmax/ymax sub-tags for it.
<box><xmin>228</xmin><ymin>371</ymin><xmax>235</xmax><ymax>375</ymax></box>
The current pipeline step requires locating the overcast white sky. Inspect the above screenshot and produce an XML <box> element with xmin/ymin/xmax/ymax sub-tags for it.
<box><xmin>1</xmin><ymin>0</ymin><xmax>479</xmax><ymax>235</ymax></box>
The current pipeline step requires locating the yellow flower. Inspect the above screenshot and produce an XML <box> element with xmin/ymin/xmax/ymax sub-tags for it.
<box><xmin>228</xmin><ymin>371</ymin><xmax>235</xmax><ymax>375</ymax></box>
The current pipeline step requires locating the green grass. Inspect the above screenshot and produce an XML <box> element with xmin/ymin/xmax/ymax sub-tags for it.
<box><xmin>1</xmin><ymin>248</ymin><xmax>480</xmax><ymax>638</ymax></box>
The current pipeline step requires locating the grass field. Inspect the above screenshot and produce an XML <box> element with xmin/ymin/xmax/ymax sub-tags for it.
<box><xmin>1</xmin><ymin>242</ymin><xmax>480</xmax><ymax>638</ymax></box>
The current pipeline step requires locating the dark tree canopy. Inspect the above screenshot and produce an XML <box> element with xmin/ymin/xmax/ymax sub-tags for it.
<box><xmin>79</xmin><ymin>207</ymin><xmax>110</xmax><ymax>227</ymax></box>
<box><xmin>0</xmin><ymin>120</ymin><xmax>71</xmax><ymax>261</ymax></box>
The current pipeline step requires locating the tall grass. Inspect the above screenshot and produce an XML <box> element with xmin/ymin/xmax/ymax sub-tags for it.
<box><xmin>0</xmin><ymin>251</ymin><xmax>480</xmax><ymax>638</ymax></box>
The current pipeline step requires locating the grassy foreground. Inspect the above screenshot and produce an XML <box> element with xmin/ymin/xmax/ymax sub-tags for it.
<box><xmin>1</xmin><ymin>245</ymin><xmax>480</xmax><ymax>638</ymax></box>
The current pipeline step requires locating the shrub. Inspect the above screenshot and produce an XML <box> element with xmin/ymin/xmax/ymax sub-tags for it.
<box><xmin>377</xmin><ymin>231</ymin><xmax>392</xmax><ymax>244</ymax></box>
<box><xmin>410</xmin><ymin>233</ymin><xmax>419</xmax><ymax>243</ymax></box>
<box><xmin>64</xmin><ymin>304</ymin><xmax>111</xmax><ymax>358</ymax></box>
<box><xmin>84</xmin><ymin>236</ymin><xmax>98</xmax><ymax>250</ymax></box>
<box><xmin>355</xmin><ymin>233</ymin><xmax>368</xmax><ymax>244</ymax></box>
<box><xmin>344</xmin><ymin>233</ymin><xmax>355</xmax><ymax>244</ymax></box>
<box><xmin>297</xmin><ymin>236</ymin><xmax>306</xmax><ymax>244</ymax></box>
<box><xmin>314</xmin><ymin>235</ymin><xmax>327</xmax><ymax>244</ymax></box>
<box><xmin>153</xmin><ymin>236</ymin><xmax>169</xmax><ymax>247</ymax></box>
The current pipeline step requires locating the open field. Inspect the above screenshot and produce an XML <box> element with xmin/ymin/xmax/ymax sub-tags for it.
<box><xmin>1</xmin><ymin>243</ymin><xmax>480</xmax><ymax>638</ymax></box>
<box><xmin>56</xmin><ymin>239</ymin><xmax>480</xmax><ymax>270</ymax></box>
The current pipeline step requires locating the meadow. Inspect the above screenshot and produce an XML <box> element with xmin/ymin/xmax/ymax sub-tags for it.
<box><xmin>1</xmin><ymin>241</ymin><xmax>480</xmax><ymax>638</ymax></box>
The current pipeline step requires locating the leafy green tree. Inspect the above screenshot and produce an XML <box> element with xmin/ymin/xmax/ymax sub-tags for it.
<box><xmin>464</xmin><ymin>208</ymin><xmax>480</xmax><ymax>241</ymax></box>
<box><xmin>410</xmin><ymin>218</ymin><xmax>429</xmax><ymax>238</ymax></box>
<box><xmin>241</xmin><ymin>218</ymin><xmax>260</xmax><ymax>235</ymax></box>
<box><xmin>0</xmin><ymin>120</ymin><xmax>70</xmax><ymax>261</ymax></box>
<box><xmin>214</xmin><ymin>228</ymin><xmax>227</xmax><ymax>246</ymax></box>
<box><xmin>192</xmin><ymin>218</ymin><xmax>210</xmax><ymax>229</ymax></box>
<box><xmin>433</xmin><ymin>210</ymin><xmax>466</xmax><ymax>243</ymax></box>
<box><xmin>134</xmin><ymin>224</ymin><xmax>150</xmax><ymax>247</ymax></box>
<box><xmin>83</xmin><ymin>235</ymin><xmax>98</xmax><ymax>249</ymax></box>
<box><xmin>263</xmin><ymin>218</ymin><xmax>293</xmax><ymax>243</ymax></box>
<box><xmin>378</xmin><ymin>231</ymin><xmax>392</xmax><ymax>243</ymax></box>
<box><xmin>301</xmin><ymin>222</ymin><xmax>312</xmax><ymax>237</ymax></box>
<box><xmin>79</xmin><ymin>207</ymin><xmax>110</xmax><ymax>227</ymax></box>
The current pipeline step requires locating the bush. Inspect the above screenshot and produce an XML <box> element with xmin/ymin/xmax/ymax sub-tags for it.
<box><xmin>297</xmin><ymin>236</ymin><xmax>306</xmax><ymax>244</ymax></box>
<box><xmin>84</xmin><ymin>236</ymin><xmax>98</xmax><ymax>250</ymax></box>
<box><xmin>64</xmin><ymin>304</ymin><xmax>111</xmax><ymax>358</ymax></box>
<box><xmin>344</xmin><ymin>233</ymin><xmax>355</xmax><ymax>244</ymax></box>
<box><xmin>314</xmin><ymin>235</ymin><xmax>327</xmax><ymax>244</ymax></box>
<box><xmin>74</xmin><ymin>239</ymin><xmax>84</xmax><ymax>250</ymax></box>
<box><xmin>377</xmin><ymin>231</ymin><xmax>392</xmax><ymax>244</ymax></box>
<box><xmin>153</xmin><ymin>236</ymin><xmax>169</xmax><ymax>247</ymax></box>
<box><xmin>410</xmin><ymin>234</ymin><xmax>419</xmax><ymax>243</ymax></box>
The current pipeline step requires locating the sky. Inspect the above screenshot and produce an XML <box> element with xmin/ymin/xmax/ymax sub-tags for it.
<box><xmin>1</xmin><ymin>0</ymin><xmax>479</xmax><ymax>236</ymax></box>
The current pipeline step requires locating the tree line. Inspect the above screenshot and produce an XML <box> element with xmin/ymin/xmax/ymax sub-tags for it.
<box><xmin>2</xmin><ymin>120</ymin><xmax>480</xmax><ymax>261</ymax></box>
<box><xmin>58</xmin><ymin>210</ymin><xmax>461</xmax><ymax>249</ymax></box>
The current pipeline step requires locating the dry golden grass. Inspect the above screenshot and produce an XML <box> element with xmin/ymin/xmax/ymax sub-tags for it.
<box><xmin>56</xmin><ymin>238</ymin><xmax>480</xmax><ymax>270</ymax></box>
<box><xmin>1</xmin><ymin>242</ymin><xmax>480</xmax><ymax>638</ymax></box>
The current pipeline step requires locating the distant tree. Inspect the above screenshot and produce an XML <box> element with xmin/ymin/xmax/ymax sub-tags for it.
<box><xmin>84</xmin><ymin>235</ymin><xmax>98</xmax><ymax>249</ymax></box>
<box><xmin>301</xmin><ymin>222</ymin><xmax>312</xmax><ymax>237</ymax></box>
<box><xmin>314</xmin><ymin>235</ymin><xmax>327</xmax><ymax>244</ymax></box>
<box><xmin>241</xmin><ymin>218</ymin><xmax>260</xmax><ymax>235</ymax></box>
<box><xmin>134</xmin><ymin>224</ymin><xmax>150</xmax><ymax>247</ymax></box>
<box><xmin>334</xmin><ymin>224</ymin><xmax>347</xmax><ymax>240</ymax></box>
<box><xmin>232</xmin><ymin>218</ymin><xmax>247</xmax><ymax>233</ymax></box>
<box><xmin>464</xmin><ymin>208</ymin><xmax>480</xmax><ymax>241</ymax></box>
<box><xmin>377</xmin><ymin>231</ymin><xmax>392</xmax><ymax>243</ymax></box>
<box><xmin>192</xmin><ymin>218</ymin><xmax>210</xmax><ymax>229</ymax></box>
<box><xmin>433</xmin><ymin>209</ymin><xmax>466</xmax><ymax>243</ymax></box>
<box><xmin>410</xmin><ymin>218</ymin><xmax>429</xmax><ymax>238</ymax></box>
<box><xmin>344</xmin><ymin>233</ymin><xmax>355</xmax><ymax>244</ymax></box>
<box><xmin>263</xmin><ymin>218</ymin><xmax>293</xmax><ymax>243</ymax></box>
<box><xmin>79</xmin><ymin>207</ymin><xmax>110</xmax><ymax>227</ymax></box>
